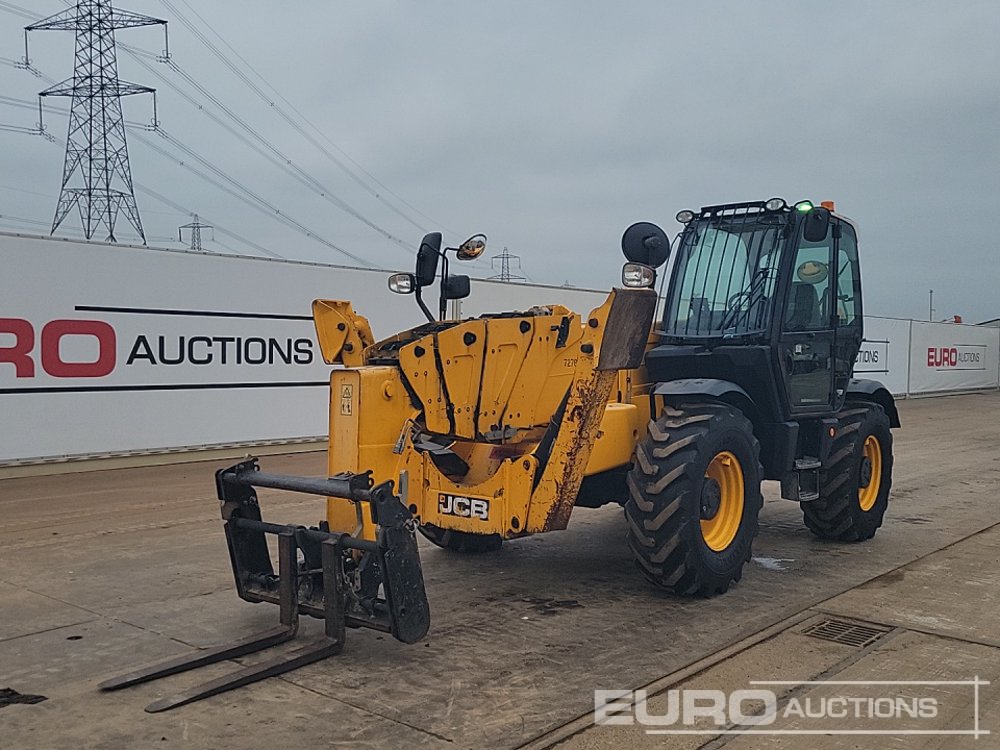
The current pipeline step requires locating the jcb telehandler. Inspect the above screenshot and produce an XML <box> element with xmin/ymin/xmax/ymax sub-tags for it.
<box><xmin>102</xmin><ymin>197</ymin><xmax>897</xmax><ymax>711</ymax></box>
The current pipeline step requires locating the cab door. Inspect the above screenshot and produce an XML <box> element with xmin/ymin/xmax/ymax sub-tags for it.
<box><xmin>778</xmin><ymin>225</ymin><xmax>836</xmax><ymax>414</ymax></box>
<box><xmin>830</xmin><ymin>221</ymin><xmax>863</xmax><ymax>408</ymax></box>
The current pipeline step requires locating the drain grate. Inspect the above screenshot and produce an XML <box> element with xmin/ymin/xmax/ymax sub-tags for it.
<box><xmin>802</xmin><ymin>619</ymin><xmax>889</xmax><ymax>648</ymax></box>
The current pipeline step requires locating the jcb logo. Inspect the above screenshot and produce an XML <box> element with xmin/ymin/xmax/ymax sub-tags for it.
<box><xmin>438</xmin><ymin>493</ymin><xmax>490</xmax><ymax>521</ymax></box>
<box><xmin>0</xmin><ymin>318</ymin><xmax>116</xmax><ymax>379</ymax></box>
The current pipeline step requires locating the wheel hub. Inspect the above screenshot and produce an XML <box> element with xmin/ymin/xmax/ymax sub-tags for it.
<box><xmin>700</xmin><ymin>478</ymin><xmax>722</xmax><ymax>520</ymax></box>
<box><xmin>859</xmin><ymin>455</ymin><xmax>873</xmax><ymax>489</ymax></box>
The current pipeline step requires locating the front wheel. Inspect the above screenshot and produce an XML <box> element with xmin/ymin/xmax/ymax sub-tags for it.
<box><xmin>803</xmin><ymin>402</ymin><xmax>893</xmax><ymax>541</ymax></box>
<box><xmin>625</xmin><ymin>402</ymin><xmax>763</xmax><ymax>596</ymax></box>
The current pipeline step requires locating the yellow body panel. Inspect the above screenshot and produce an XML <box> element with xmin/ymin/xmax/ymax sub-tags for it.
<box><xmin>476</xmin><ymin>317</ymin><xmax>534</xmax><ymax>435</ymax></box>
<box><xmin>326</xmin><ymin>366</ymin><xmax>418</xmax><ymax>539</ymax></box>
<box><xmin>398</xmin><ymin>333</ymin><xmax>451</xmax><ymax>435</ymax></box>
<box><xmin>436</xmin><ymin>319</ymin><xmax>487</xmax><ymax>438</ymax></box>
<box><xmin>585</xmin><ymin>402</ymin><xmax>642</xmax><ymax>474</ymax></box>
<box><xmin>502</xmin><ymin>308</ymin><xmax>582</xmax><ymax>429</ymax></box>
<box><xmin>397</xmin><ymin>433</ymin><xmax>538</xmax><ymax>536</ymax></box>
<box><xmin>312</xmin><ymin>299</ymin><xmax>373</xmax><ymax>367</ymax></box>
<box><xmin>317</xmin><ymin>287</ymin><xmax>658</xmax><ymax>543</ymax></box>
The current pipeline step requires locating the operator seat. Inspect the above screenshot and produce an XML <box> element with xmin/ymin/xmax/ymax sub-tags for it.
<box><xmin>786</xmin><ymin>282</ymin><xmax>821</xmax><ymax>330</ymax></box>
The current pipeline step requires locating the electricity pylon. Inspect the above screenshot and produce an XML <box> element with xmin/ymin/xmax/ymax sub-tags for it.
<box><xmin>24</xmin><ymin>1</ymin><xmax>167</xmax><ymax>243</ymax></box>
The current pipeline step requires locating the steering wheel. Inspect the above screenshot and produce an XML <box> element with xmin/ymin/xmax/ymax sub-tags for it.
<box><xmin>727</xmin><ymin>291</ymin><xmax>751</xmax><ymax>310</ymax></box>
<box><xmin>722</xmin><ymin>291</ymin><xmax>752</xmax><ymax>329</ymax></box>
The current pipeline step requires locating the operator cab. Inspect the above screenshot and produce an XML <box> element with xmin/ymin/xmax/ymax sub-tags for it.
<box><xmin>648</xmin><ymin>198</ymin><xmax>864</xmax><ymax>420</ymax></box>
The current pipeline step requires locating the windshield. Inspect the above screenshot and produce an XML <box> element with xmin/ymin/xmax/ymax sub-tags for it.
<box><xmin>663</xmin><ymin>212</ymin><xmax>786</xmax><ymax>337</ymax></box>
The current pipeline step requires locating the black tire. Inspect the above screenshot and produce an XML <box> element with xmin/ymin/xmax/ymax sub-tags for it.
<box><xmin>418</xmin><ymin>524</ymin><xmax>503</xmax><ymax>554</ymax></box>
<box><xmin>803</xmin><ymin>402</ymin><xmax>893</xmax><ymax>541</ymax></box>
<box><xmin>625</xmin><ymin>402</ymin><xmax>763</xmax><ymax>596</ymax></box>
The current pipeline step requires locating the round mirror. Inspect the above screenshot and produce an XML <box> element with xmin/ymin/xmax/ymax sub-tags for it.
<box><xmin>621</xmin><ymin>222</ymin><xmax>671</xmax><ymax>269</ymax></box>
<box><xmin>456</xmin><ymin>234</ymin><xmax>487</xmax><ymax>261</ymax></box>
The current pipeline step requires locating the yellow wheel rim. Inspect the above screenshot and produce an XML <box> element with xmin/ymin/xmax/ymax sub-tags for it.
<box><xmin>700</xmin><ymin>451</ymin><xmax>745</xmax><ymax>552</ymax></box>
<box><xmin>858</xmin><ymin>435</ymin><xmax>883</xmax><ymax>512</ymax></box>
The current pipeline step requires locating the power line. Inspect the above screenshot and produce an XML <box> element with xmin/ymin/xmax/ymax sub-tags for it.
<box><xmin>8</xmin><ymin>52</ymin><xmax>372</xmax><ymax>266</ymax></box>
<box><xmin>0</xmin><ymin>210</ymin><xmax>175</xmax><ymax>244</ymax></box>
<box><xmin>162</xmin><ymin>0</ymin><xmax>451</xmax><ymax>236</ymax></box>
<box><xmin>134</xmin><ymin>183</ymin><xmax>284</xmax><ymax>260</ymax></box>
<box><xmin>4</xmin><ymin>2</ymin><xmax>434</xmax><ymax>269</ymax></box>
<box><xmin>118</xmin><ymin>45</ymin><xmax>414</xmax><ymax>254</ymax></box>
<box><xmin>0</xmin><ymin>113</ymin><xmax>285</xmax><ymax>259</ymax></box>
<box><xmin>0</xmin><ymin>1</ymin><xmax>32</xmax><ymax>20</ymax></box>
<box><xmin>41</xmin><ymin>0</ymin><xmax>415</xmax><ymax>259</ymax></box>
<box><xmin>155</xmin><ymin>54</ymin><xmax>415</xmax><ymax>251</ymax></box>
<box><xmin>136</xmin><ymin>128</ymin><xmax>373</xmax><ymax>266</ymax></box>
<box><xmin>109</xmin><ymin>29</ymin><xmax>415</xmax><ymax>252</ymax></box>
<box><xmin>0</xmin><ymin>93</ymin><xmax>150</xmax><ymax>131</ymax></box>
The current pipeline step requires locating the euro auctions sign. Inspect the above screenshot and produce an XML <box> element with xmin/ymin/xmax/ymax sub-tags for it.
<box><xmin>908</xmin><ymin>321</ymin><xmax>1000</xmax><ymax>394</ymax></box>
<box><xmin>925</xmin><ymin>345</ymin><xmax>985</xmax><ymax>370</ymax></box>
<box><xmin>0</xmin><ymin>309</ymin><xmax>320</xmax><ymax>389</ymax></box>
<box><xmin>0</xmin><ymin>234</ymin><xmax>406</xmax><ymax>463</ymax></box>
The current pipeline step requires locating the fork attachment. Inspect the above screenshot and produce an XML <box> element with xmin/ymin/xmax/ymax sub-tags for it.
<box><xmin>99</xmin><ymin>457</ymin><xmax>430</xmax><ymax>712</ymax></box>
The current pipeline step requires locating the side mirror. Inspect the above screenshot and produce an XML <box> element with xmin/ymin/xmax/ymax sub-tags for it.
<box><xmin>388</xmin><ymin>273</ymin><xmax>415</xmax><ymax>295</ymax></box>
<box><xmin>622</xmin><ymin>222</ymin><xmax>671</xmax><ymax>269</ymax></box>
<box><xmin>802</xmin><ymin>207</ymin><xmax>831</xmax><ymax>243</ymax></box>
<box><xmin>456</xmin><ymin>234</ymin><xmax>487</xmax><ymax>261</ymax></box>
<box><xmin>441</xmin><ymin>274</ymin><xmax>471</xmax><ymax>300</ymax></box>
<box><xmin>415</xmin><ymin>232</ymin><xmax>442</xmax><ymax>286</ymax></box>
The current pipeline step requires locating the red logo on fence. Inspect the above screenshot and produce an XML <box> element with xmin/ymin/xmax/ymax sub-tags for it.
<box><xmin>926</xmin><ymin>346</ymin><xmax>983</xmax><ymax>370</ymax></box>
<box><xmin>0</xmin><ymin>318</ymin><xmax>117</xmax><ymax>378</ymax></box>
<box><xmin>927</xmin><ymin>347</ymin><xmax>958</xmax><ymax>368</ymax></box>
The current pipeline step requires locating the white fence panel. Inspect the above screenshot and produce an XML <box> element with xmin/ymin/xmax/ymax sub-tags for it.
<box><xmin>0</xmin><ymin>234</ymin><xmax>609</xmax><ymax>463</ymax></box>
<box><xmin>907</xmin><ymin>321</ymin><xmax>1000</xmax><ymax>394</ymax></box>
<box><xmin>856</xmin><ymin>317</ymin><xmax>910</xmax><ymax>396</ymax></box>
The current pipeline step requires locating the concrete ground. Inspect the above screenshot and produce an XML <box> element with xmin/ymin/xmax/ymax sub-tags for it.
<box><xmin>0</xmin><ymin>392</ymin><xmax>997</xmax><ymax>749</ymax></box>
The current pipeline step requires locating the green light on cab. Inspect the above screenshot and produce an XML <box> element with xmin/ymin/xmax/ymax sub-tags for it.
<box><xmin>796</xmin><ymin>201</ymin><xmax>814</xmax><ymax>212</ymax></box>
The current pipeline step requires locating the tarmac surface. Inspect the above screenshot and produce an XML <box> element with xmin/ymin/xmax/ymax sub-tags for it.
<box><xmin>0</xmin><ymin>392</ymin><xmax>997</xmax><ymax>749</ymax></box>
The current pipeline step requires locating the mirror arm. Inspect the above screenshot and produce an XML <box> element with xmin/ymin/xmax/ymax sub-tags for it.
<box><xmin>414</xmin><ymin>285</ymin><xmax>435</xmax><ymax>324</ymax></box>
<box><xmin>438</xmin><ymin>252</ymin><xmax>449</xmax><ymax>321</ymax></box>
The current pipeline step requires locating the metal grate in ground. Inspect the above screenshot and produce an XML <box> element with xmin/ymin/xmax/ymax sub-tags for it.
<box><xmin>801</xmin><ymin>618</ymin><xmax>890</xmax><ymax>648</ymax></box>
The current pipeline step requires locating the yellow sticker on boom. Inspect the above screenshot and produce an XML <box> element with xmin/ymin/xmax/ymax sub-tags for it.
<box><xmin>340</xmin><ymin>384</ymin><xmax>353</xmax><ymax>415</ymax></box>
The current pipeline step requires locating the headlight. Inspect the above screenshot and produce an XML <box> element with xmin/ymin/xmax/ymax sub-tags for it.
<box><xmin>388</xmin><ymin>273</ymin><xmax>415</xmax><ymax>294</ymax></box>
<box><xmin>675</xmin><ymin>209</ymin><xmax>695</xmax><ymax>224</ymax></box>
<box><xmin>764</xmin><ymin>197</ymin><xmax>787</xmax><ymax>211</ymax></box>
<box><xmin>622</xmin><ymin>262</ymin><xmax>656</xmax><ymax>288</ymax></box>
<box><xmin>794</xmin><ymin>200</ymin><xmax>814</xmax><ymax>213</ymax></box>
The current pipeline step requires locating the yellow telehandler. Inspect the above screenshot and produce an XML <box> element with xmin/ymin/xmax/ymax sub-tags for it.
<box><xmin>102</xmin><ymin>198</ymin><xmax>898</xmax><ymax>711</ymax></box>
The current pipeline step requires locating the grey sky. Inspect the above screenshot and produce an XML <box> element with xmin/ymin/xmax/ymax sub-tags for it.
<box><xmin>1</xmin><ymin>1</ymin><xmax>998</xmax><ymax>321</ymax></box>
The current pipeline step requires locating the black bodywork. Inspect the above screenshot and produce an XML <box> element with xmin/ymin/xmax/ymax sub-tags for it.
<box><xmin>643</xmin><ymin>200</ymin><xmax>899</xmax><ymax>488</ymax></box>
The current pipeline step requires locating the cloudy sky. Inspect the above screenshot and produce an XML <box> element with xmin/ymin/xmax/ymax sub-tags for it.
<box><xmin>1</xmin><ymin>1</ymin><xmax>997</xmax><ymax>321</ymax></box>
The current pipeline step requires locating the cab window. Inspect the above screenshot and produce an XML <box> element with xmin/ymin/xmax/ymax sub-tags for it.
<box><xmin>783</xmin><ymin>237</ymin><xmax>832</xmax><ymax>332</ymax></box>
<box><xmin>835</xmin><ymin>223</ymin><xmax>860</xmax><ymax>325</ymax></box>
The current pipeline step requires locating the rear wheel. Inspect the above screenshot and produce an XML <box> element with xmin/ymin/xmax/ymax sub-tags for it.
<box><xmin>803</xmin><ymin>402</ymin><xmax>893</xmax><ymax>541</ymax></box>
<box><xmin>418</xmin><ymin>524</ymin><xmax>503</xmax><ymax>553</ymax></box>
<box><xmin>625</xmin><ymin>403</ymin><xmax>763</xmax><ymax>596</ymax></box>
